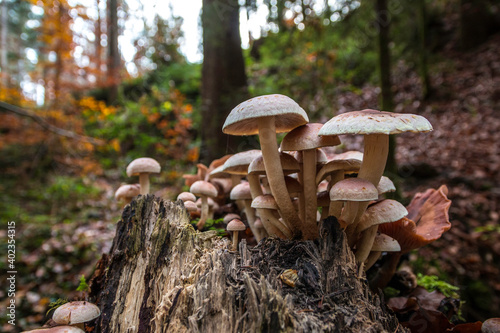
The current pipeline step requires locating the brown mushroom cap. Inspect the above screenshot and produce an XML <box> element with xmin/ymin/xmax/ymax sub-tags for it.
<box><xmin>357</xmin><ymin>199</ymin><xmax>408</xmax><ymax>233</ymax></box>
<box><xmin>52</xmin><ymin>301</ymin><xmax>100</xmax><ymax>325</ymax></box>
<box><xmin>330</xmin><ymin>150</ymin><xmax>364</xmax><ymax>162</ymax></box>
<box><xmin>371</xmin><ymin>233</ymin><xmax>401</xmax><ymax>252</ymax></box>
<box><xmin>482</xmin><ymin>318</ymin><xmax>500</xmax><ymax>333</ymax></box>
<box><xmin>230</xmin><ymin>182</ymin><xmax>252</xmax><ymax>201</ymax></box>
<box><xmin>126</xmin><ymin>158</ymin><xmax>161</xmax><ymax>177</ymax></box>
<box><xmin>329</xmin><ymin>178</ymin><xmax>378</xmax><ymax>202</ymax></box>
<box><xmin>378</xmin><ymin>185</ymin><xmax>451</xmax><ymax>253</ymax></box>
<box><xmin>190</xmin><ymin>180</ymin><xmax>218</xmax><ymax>198</ymax></box>
<box><xmin>248</xmin><ymin>152</ymin><xmax>299</xmax><ymax>175</ymax></box>
<box><xmin>315</xmin><ymin>159</ymin><xmax>362</xmax><ymax>185</ymax></box>
<box><xmin>377</xmin><ymin>176</ymin><xmax>396</xmax><ymax>194</ymax></box>
<box><xmin>318</xmin><ymin>110</ymin><xmax>433</xmax><ymax>136</ymax></box>
<box><xmin>227</xmin><ymin>219</ymin><xmax>247</xmax><ymax>231</ymax></box>
<box><xmin>251</xmin><ymin>194</ymin><xmax>279</xmax><ymax>210</ymax></box>
<box><xmin>222</xmin><ymin>150</ymin><xmax>262</xmax><ymax>175</ymax></box>
<box><xmin>115</xmin><ymin>184</ymin><xmax>141</xmax><ymax>200</ymax></box>
<box><xmin>223</xmin><ymin>213</ymin><xmax>241</xmax><ymax>224</ymax></box>
<box><xmin>280</xmin><ymin>123</ymin><xmax>340</xmax><ymax>151</ymax></box>
<box><xmin>183</xmin><ymin>200</ymin><xmax>198</xmax><ymax>212</ymax></box>
<box><xmin>177</xmin><ymin>191</ymin><xmax>197</xmax><ymax>202</ymax></box>
<box><xmin>222</xmin><ymin>94</ymin><xmax>309</xmax><ymax>135</ymax></box>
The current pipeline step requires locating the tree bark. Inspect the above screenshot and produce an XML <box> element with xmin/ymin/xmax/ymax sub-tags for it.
<box><xmin>107</xmin><ymin>0</ymin><xmax>119</xmax><ymax>103</ymax></box>
<box><xmin>0</xmin><ymin>0</ymin><xmax>8</xmax><ymax>88</ymax></box>
<box><xmin>89</xmin><ymin>195</ymin><xmax>406</xmax><ymax>332</ymax></box>
<box><xmin>200</xmin><ymin>0</ymin><xmax>248</xmax><ymax>164</ymax></box>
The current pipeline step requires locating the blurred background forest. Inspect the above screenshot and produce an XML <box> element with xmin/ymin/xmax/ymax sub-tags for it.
<box><xmin>0</xmin><ymin>0</ymin><xmax>499</xmax><ymax>331</ymax></box>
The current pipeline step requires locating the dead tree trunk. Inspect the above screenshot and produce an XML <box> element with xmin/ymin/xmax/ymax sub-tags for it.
<box><xmin>89</xmin><ymin>195</ymin><xmax>405</xmax><ymax>332</ymax></box>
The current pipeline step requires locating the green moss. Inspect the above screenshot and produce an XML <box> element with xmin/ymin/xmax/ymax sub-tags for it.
<box><xmin>416</xmin><ymin>273</ymin><xmax>460</xmax><ymax>298</ymax></box>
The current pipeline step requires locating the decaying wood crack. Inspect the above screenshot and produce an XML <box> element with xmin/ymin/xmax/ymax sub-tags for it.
<box><xmin>89</xmin><ymin>195</ymin><xmax>407</xmax><ymax>332</ymax></box>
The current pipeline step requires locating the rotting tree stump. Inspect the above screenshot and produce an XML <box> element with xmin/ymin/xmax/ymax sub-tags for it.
<box><xmin>89</xmin><ymin>195</ymin><xmax>405</xmax><ymax>332</ymax></box>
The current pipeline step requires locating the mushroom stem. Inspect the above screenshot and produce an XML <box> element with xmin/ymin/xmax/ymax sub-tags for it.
<box><xmin>256</xmin><ymin>208</ymin><xmax>291</xmax><ymax>239</ymax></box>
<box><xmin>138</xmin><ymin>173</ymin><xmax>150</xmax><ymax>195</ymax></box>
<box><xmin>243</xmin><ymin>199</ymin><xmax>261</xmax><ymax>242</ymax></box>
<box><xmin>196</xmin><ymin>196</ymin><xmax>209</xmax><ymax>230</ymax></box>
<box><xmin>365</xmin><ymin>251</ymin><xmax>382</xmax><ymax>271</ymax></box>
<box><xmin>232</xmin><ymin>230</ymin><xmax>239</xmax><ymax>250</ymax></box>
<box><xmin>301</xmin><ymin>149</ymin><xmax>319</xmax><ymax>235</ymax></box>
<box><xmin>354</xmin><ymin>134</ymin><xmax>389</xmax><ymax>263</ymax></box>
<box><xmin>258</xmin><ymin>117</ymin><xmax>306</xmax><ymax>239</ymax></box>
<box><xmin>247</xmin><ymin>174</ymin><xmax>263</xmax><ymax>198</ymax></box>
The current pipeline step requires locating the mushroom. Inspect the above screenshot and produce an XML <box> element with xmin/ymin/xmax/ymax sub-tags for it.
<box><xmin>190</xmin><ymin>180</ymin><xmax>218</xmax><ymax>230</ymax></box>
<box><xmin>23</xmin><ymin>327</ymin><xmax>85</xmax><ymax>333</ymax></box>
<box><xmin>114</xmin><ymin>184</ymin><xmax>141</xmax><ymax>205</ymax></box>
<box><xmin>319</xmin><ymin>110</ymin><xmax>432</xmax><ymax>263</ymax></box>
<box><xmin>52</xmin><ymin>301</ymin><xmax>100</xmax><ymax>329</ymax></box>
<box><xmin>230</xmin><ymin>182</ymin><xmax>261</xmax><ymax>241</ymax></box>
<box><xmin>281</xmin><ymin>123</ymin><xmax>341</xmax><ymax>230</ymax></box>
<box><xmin>251</xmin><ymin>194</ymin><xmax>292</xmax><ymax>239</ymax></box>
<box><xmin>222</xmin><ymin>149</ymin><xmax>262</xmax><ymax>187</ymax></box>
<box><xmin>177</xmin><ymin>191</ymin><xmax>196</xmax><ymax>203</ymax></box>
<box><xmin>482</xmin><ymin>318</ymin><xmax>500</xmax><ymax>333</ymax></box>
<box><xmin>370</xmin><ymin>185</ymin><xmax>451</xmax><ymax>289</ymax></box>
<box><xmin>377</xmin><ymin>176</ymin><xmax>396</xmax><ymax>196</ymax></box>
<box><xmin>364</xmin><ymin>233</ymin><xmax>401</xmax><ymax>270</ymax></box>
<box><xmin>329</xmin><ymin>178</ymin><xmax>378</xmax><ymax>227</ymax></box>
<box><xmin>354</xmin><ymin>199</ymin><xmax>408</xmax><ymax>264</ymax></box>
<box><xmin>223</xmin><ymin>213</ymin><xmax>241</xmax><ymax>225</ymax></box>
<box><xmin>223</xmin><ymin>94</ymin><xmax>310</xmax><ymax>239</ymax></box>
<box><xmin>226</xmin><ymin>218</ymin><xmax>247</xmax><ymax>251</ymax></box>
<box><xmin>126</xmin><ymin>157</ymin><xmax>161</xmax><ymax>195</ymax></box>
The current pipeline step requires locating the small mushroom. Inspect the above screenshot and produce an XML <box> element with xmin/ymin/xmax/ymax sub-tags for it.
<box><xmin>177</xmin><ymin>191</ymin><xmax>197</xmax><ymax>203</ymax></box>
<box><xmin>190</xmin><ymin>181</ymin><xmax>218</xmax><ymax>230</ymax></box>
<box><xmin>227</xmin><ymin>218</ymin><xmax>246</xmax><ymax>251</ymax></box>
<box><xmin>23</xmin><ymin>326</ymin><xmax>85</xmax><ymax>333</ymax></box>
<box><xmin>114</xmin><ymin>184</ymin><xmax>140</xmax><ymax>205</ymax></box>
<box><xmin>126</xmin><ymin>158</ymin><xmax>161</xmax><ymax>195</ymax></box>
<box><xmin>52</xmin><ymin>301</ymin><xmax>100</xmax><ymax>328</ymax></box>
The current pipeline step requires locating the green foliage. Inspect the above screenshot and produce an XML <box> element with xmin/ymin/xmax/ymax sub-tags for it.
<box><xmin>383</xmin><ymin>286</ymin><xmax>400</xmax><ymax>298</ymax></box>
<box><xmin>191</xmin><ymin>218</ymin><xmax>227</xmax><ymax>236</ymax></box>
<box><xmin>417</xmin><ymin>273</ymin><xmax>460</xmax><ymax>298</ymax></box>
<box><xmin>76</xmin><ymin>275</ymin><xmax>89</xmax><ymax>292</ymax></box>
<box><xmin>46</xmin><ymin>298</ymin><xmax>68</xmax><ymax>315</ymax></box>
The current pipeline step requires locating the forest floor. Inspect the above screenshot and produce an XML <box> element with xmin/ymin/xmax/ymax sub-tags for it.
<box><xmin>1</xmin><ymin>35</ymin><xmax>499</xmax><ymax>332</ymax></box>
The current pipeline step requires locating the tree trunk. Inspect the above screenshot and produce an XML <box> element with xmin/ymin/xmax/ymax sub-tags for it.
<box><xmin>375</xmin><ymin>0</ymin><xmax>400</xmax><ymax>199</ymax></box>
<box><xmin>89</xmin><ymin>195</ymin><xmax>406</xmax><ymax>332</ymax></box>
<box><xmin>200</xmin><ymin>0</ymin><xmax>248</xmax><ymax>164</ymax></box>
<box><xmin>417</xmin><ymin>0</ymin><xmax>432</xmax><ymax>100</ymax></box>
<box><xmin>0</xmin><ymin>0</ymin><xmax>8</xmax><ymax>88</ymax></box>
<box><xmin>107</xmin><ymin>0</ymin><xmax>119</xmax><ymax>103</ymax></box>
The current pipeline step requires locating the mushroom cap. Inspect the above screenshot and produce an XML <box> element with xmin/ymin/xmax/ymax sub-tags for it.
<box><xmin>318</xmin><ymin>110</ymin><xmax>433</xmax><ymax>136</ymax></box>
<box><xmin>291</xmin><ymin>148</ymin><xmax>328</xmax><ymax>164</ymax></box>
<box><xmin>371</xmin><ymin>233</ymin><xmax>401</xmax><ymax>252</ymax></box>
<box><xmin>24</xmin><ymin>326</ymin><xmax>85</xmax><ymax>333</ymax></box>
<box><xmin>209</xmin><ymin>165</ymin><xmax>231</xmax><ymax>179</ymax></box>
<box><xmin>230</xmin><ymin>182</ymin><xmax>252</xmax><ymax>200</ymax></box>
<box><xmin>254</xmin><ymin>217</ymin><xmax>263</xmax><ymax>229</ymax></box>
<box><xmin>251</xmin><ymin>194</ymin><xmax>279</xmax><ymax>210</ymax></box>
<box><xmin>183</xmin><ymin>200</ymin><xmax>198</xmax><ymax>212</ymax></box>
<box><xmin>177</xmin><ymin>191</ymin><xmax>197</xmax><ymax>202</ymax></box>
<box><xmin>52</xmin><ymin>301</ymin><xmax>100</xmax><ymax>325</ymax></box>
<box><xmin>222</xmin><ymin>150</ymin><xmax>262</xmax><ymax>175</ymax></box>
<box><xmin>196</xmin><ymin>197</ymin><xmax>215</xmax><ymax>208</ymax></box>
<box><xmin>330</xmin><ymin>150</ymin><xmax>364</xmax><ymax>162</ymax></box>
<box><xmin>482</xmin><ymin>318</ymin><xmax>500</xmax><ymax>333</ymax></box>
<box><xmin>222</xmin><ymin>94</ymin><xmax>309</xmax><ymax>135</ymax></box>
<box><xmin>223</xmin><ymin>213</ymin><xmax>241</xmax><ymax>224</ymax></box>
<box><xmin>115</xmin><ymin>184</ymin><xmax>141</xmax><ymax>200</ymax></box>
<box><xmin>378</xmin><ymin>185</ymin><xmax>451</xmax><ymax>253</ymax></box>
<box><xmin>329</xmin><ymin>178</ymin><xmax>378</xmax><ymax>202</ymax></box>
<box><xmin>227</xmin><ymin>219</ymin><xmax>247</xmax><ymax>231</ymax></box>
<box><xmin>248</xmin><ymin>152</ymin><xmax>299</xmax><ymax>175</ymax></box>
<box><xmin>190</xmin><ymin>180</ymin><xmax>218</xmax><ymax>198</ymax></box>
<box><xmin>377</xmin><ymin>176</ymin><xmax>396</xmax><ymax>194</ymax></box>
<box><xmin>315</xmin><ymin>159</ymin><xmax>362</xmax><ymax>185</ymax></box>
<box><xmin>281</xmin><ymin>123</ymin><xmax>341</xmax><ymax>151</ymax></box>
<box><xmin>357</xmin><ymin>199</ymin><xmax>408</xmax><ymax>232</ymax></box>
<box><xmin>126</xmin><ymin>157</ymin><xmax>161</xmax><ymax>177</ymax></box>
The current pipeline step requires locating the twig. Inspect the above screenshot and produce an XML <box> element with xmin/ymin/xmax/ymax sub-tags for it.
<box><xmin>0</xmin><ymin>101</ymin><xmax>105</xmax><ymax>145</ymax></box>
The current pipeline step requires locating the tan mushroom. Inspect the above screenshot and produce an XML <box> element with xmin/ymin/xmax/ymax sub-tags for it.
<box><xmin>223</xmin><ymin>94</ymin><xmax>310</xmax><ymax>239</ymax></box>
<box><xmin>227</xmin><ymin>218</ymin><xmax>247</xmax><ymax>251</ymax></box>
<box><xmin>114</xmin><ymin>184</ymin><xmax>141</xmax><ymax>205</ymax></box>
<box><xmin>52</xmin><ymin>301</ymin><xmax>100</xmax><ymax>328</ymax></box>
<box><xmin>126</xmin><ymin>158</ymin><xmax>161</xmax><ymax>195</ymax></box>
<box><xmin>190</xmin><ymin>180</ymin><xmax>218</xmax><ymax>230</ymax></box>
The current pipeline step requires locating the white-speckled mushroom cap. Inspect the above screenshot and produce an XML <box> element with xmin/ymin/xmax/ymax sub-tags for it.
<box><xmin>126</xmin><ymin>158</ymin><xmax>161</xmax><ymax>177</ymax></box>
<box><xmin>281</xmin><ymin>123</ymin><xmax>341</xmax><ymax>151</ymax></box>
<box><xmin>227</xmin><ymin>219</ymin><xmax>247</xmax><ymax>231</ymax></box>
<box><xmin>222</xmin><ymin>94</ymin><xmax>309</xmax><ymax>135</ymax></box>
<box><xmin>114</xmin><ymin>184</ymin><xmax>141</xmax><ymax>200</ymax></box>
<box><xmin>52</xmin><ymin>301</ymin><xmax>100</xmax><ymax>325</ymax></box>
<box><xmin>190</xmin><ymin>180</ymin><xmax>218</xmax><ymax>198</ymax></box>
<box><xmin>329</xmin><ymin>178</ymin><xmax>378</xmax><ymax>202</ymax></box>
<box><xmin>357</xmin><ymin>199</ymin><xmax>408</xmax><ymax>232</ymax></box>
<box><xmin>318</xmin><ymin>110</ymin><xmax>432</xmax><ymax>136</ymax></box>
